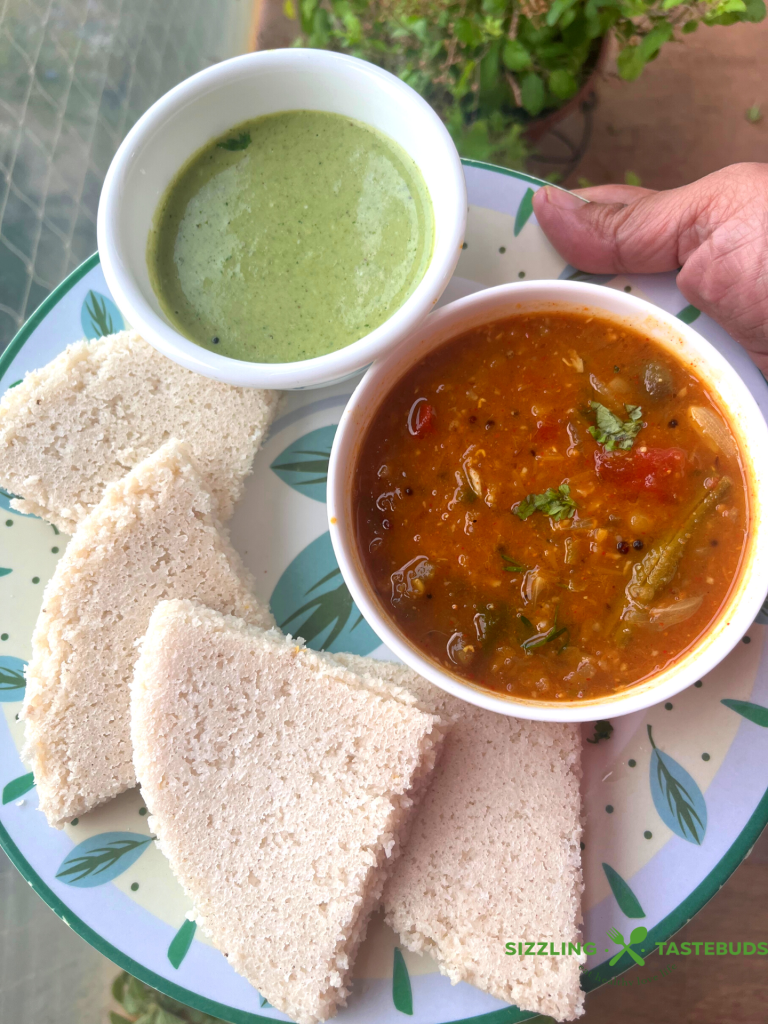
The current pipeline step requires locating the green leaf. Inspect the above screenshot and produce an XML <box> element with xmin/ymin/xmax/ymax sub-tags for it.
<box><xmin>168</xmin><ymin>919</ymin><xmax>197</xmax><ymax>969</ymax></box>
<box><xmin>122</xmin><ymin>975</ymin><xmax>152</xmax><ymax>1016</ymax></box>
<box><xmin>677</xmin><ymin>304</ymin><xmax>701</xmax><ymax>323</ymax></box>
<box><xmin>134</xmin><ymin>1012</ymin><xmax>160</xmax><ymax>1024</ymax></box>
<box><xmin>112</xmin><ymin>972</ymin><xmax>128</xmax><ymax>1006</ymax></box>
<box><xmin>546</xmin><ymin>0</ymin><xmax>579</xmax><ymax>26</ymax></box>
<box><xmin>310</xmin><ymin>4</ymin><xmax>330</xmax><ymax>43</ymax></box>
<box><xmin>602</xmin><ymin>862</ymin><xmax>646</xmax><ymax>918</ymax></box>
<box><xmin>742</xmin><ymin>0</ymin><xmax>766</xmax><ymax>20</ymax></box>
<box><xmin>588</xmin><ymin>401</ymin><xmax>644</xmax><ymax>451</ymax></box>
<box><xmin>453</xmin><ymin>59</ymin><xmax>477</xmax><ymax>100</ymax></box>
<box><xmin>721</xmin><ymin>698</ymin><xmax>768</xmax><ymax>727</ymax></box>
<box><xmin>639</xmin><ymin>21</ymin><xmax>674</xmax><ymax>60</ymax></box>
<box><xmin>522</xmin><ymin>623</ymin><xmax>568</xmax><ymax>651</ymax></box>
<box><xmin>746</xmin><ymin>103</ymin><xmax>762</xmax><ymax>124</ymax></box>
<box><xmin>549</xmin><ymin>68</ymin><xmax>578</xmax><ymax>101</ymax></box>
<box><xmin>514</xmin><ymin>482</ymin><xmax>577</xmax><ymax>522</ymax></box>
<box><xmin>501</xmin><ymin>552</ymin><xmax>527</xmax><ymax>572</ymax></box>
<box><xmin>711</xmin><ymin>0</ymin><xmax>747</xmax><ymax>12</ymax></box>
<box><xmin>283</xmin><ymin>0</ymin><xmax>296</xmax><ymax>19</ymax></box>
<box><xmin>616</xmin><ymin>45</ymin><xmax>646</xmax><ymax>82</ymax></box>
<box><xmin>520</xmin><ymin>72</ymin><xmax>546</xmax><ymax>116</ymax></box>
<box><xmin>340</xmin><ymin>7</ymin><xmax>362</xmax><ymax>45</ymax></box>
<box><xmin>110</xmin><ymin>1014</ymin><xmax>133</xmax><ymax>1024</ymax></box>
<box><xmin>625</xmin><ymin>170</ymin><xmax>642</xmax><ymax>187</ymax></box>
<box><xmin>682</xmin><ymin>18</ymin><xmax>698</xmax><ymax>31</ymax></box>
<box><xmin>502</xmin><ymin>38</ymin><xmax>531</xmax><ymax>72</ymax></box>
<box><xmin>514</xmin><ymin>187</ymin><xmax>534</xmax><ymax>236</ymax></box>
<box><xmin>217</xmin><ymin>131</ymin><xmax>251</xmax><ymax>152</ymax></box>
<box><xmin>454</xmin><ymin>16</ymin><xmax>484</xmax><ymax>47</ymax></box>
<box><xmin>2</xmin><ymin>772</ymin><xmax>35</xmax><ymax>804</ymax></box>
<box><xmin>392</xmin><ymin>947</ymin><xmax>413</xmax><ymax>1014</ymax></box>
<box><xmin>154</xmin><ymin>1009</ymin><xmax>188</xmax><ymax>1024</ymax></box>
<box><xmin>586</xmin><ymin>720</ymin><xmax>614</xmax><ymax>744</ymax></box>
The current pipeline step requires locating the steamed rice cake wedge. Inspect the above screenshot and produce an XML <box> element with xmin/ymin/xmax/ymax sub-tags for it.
<box><xmin>130</xmin><ymin>600</ymin><xmax>447</xmax><ymax>1024</ymax></box>
<box><xmin>22</xmin><ymin>440</ymin><xmax>272</xmax><ymax>829</ymax></box>
<box><xmin>0</xmin><ymin>330</ymin><xmax>278</xmax><ymax>531</ymax></box>
<box><xmin>333</xmin><ymin>654</ymin><xmax>584</xmax><ymax>1022</ymax></box>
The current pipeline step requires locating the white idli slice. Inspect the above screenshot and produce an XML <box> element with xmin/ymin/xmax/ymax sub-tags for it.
<box><xmin>333</xmin><ymin>654</ymin><xmax>585</xmax><ymax>1022</ymax></box>
<box><xmin>0</xmin><ymin>330</ymin><xmax>278</xmax><ymax>531</ymax></box>
<box><xmin>22</xmin><ymin>440</ymin><xmax>273</xmax><ymax>828</ymax></box>
<box><xmin>130</xmin><ymin>599</ymin><xmax>447</xmax><ymax>1024</ymax></box>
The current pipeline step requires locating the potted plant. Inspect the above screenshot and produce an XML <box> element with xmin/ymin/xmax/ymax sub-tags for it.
<box><xmin>288</xmin><ymin>0</ymin><xmax>766</xmax><ymax>168</ymax></box>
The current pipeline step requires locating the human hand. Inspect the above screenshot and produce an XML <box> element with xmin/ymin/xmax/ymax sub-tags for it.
<box><xmin>532</xmin><ymin>164</ymin><xmax>768</xmax><ymax>375</ymax></box>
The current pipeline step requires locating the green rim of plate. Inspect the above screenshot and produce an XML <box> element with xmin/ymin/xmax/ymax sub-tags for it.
<box><xmin>1</xmin><ymin>165</ymin><xmax>767</xmax><ymax>1024</ymax></box>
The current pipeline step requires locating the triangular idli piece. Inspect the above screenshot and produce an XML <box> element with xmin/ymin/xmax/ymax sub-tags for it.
<box><xmin>22</xmin><ymin>441</ymin><xmax>272</xmax><ymax>828</ymax></box>
<box><xmin>131</xmin><ymin>600</ymin><xmax>446</xmax><ymax>1024</ymax></box>
<box><xmin>334</xmin><ymin>654</ymin><xmax>584</xmax><ymax>1022</ymax></box>
<box><xmin>0</xmin><ymin>330</ymin><xmax>278</xmax><ymax>531</ymax></box>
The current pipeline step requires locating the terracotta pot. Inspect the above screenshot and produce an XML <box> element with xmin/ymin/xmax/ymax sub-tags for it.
<box><xmin>523</xmin><ymin>33</ymin><xmax>612</xmax><ymax>143</ymax></box>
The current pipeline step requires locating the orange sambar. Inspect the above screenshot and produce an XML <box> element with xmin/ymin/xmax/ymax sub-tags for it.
<box><xmin>354</xmin><ymin>312</ymin><xmax>749</xmax><ymax>702</ymax></box>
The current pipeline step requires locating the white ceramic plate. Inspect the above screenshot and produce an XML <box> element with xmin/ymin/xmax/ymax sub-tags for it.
<box><xmin>1</xmin><ymin>162</ymin><xmax>768</xmax><ymax>1024</ymax></box>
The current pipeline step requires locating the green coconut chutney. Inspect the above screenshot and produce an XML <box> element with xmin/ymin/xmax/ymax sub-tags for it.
<box><xmin>147</xmin><ymin>110</ymin><xmax>434</xmax><ymax>363</ymax></box>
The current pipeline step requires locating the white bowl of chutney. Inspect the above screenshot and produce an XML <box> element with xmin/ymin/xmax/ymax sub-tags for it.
<box><xmin>97</xmin><ymin>49</ymin><xmax>466</xmax><ymax>390</ymax></box>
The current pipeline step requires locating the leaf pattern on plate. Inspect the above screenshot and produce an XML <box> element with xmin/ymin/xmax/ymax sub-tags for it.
<box><xmin>0</xmin><ymin>486</ymin><xmax>37</xmax><ymax>517</ymax></box>
<box><xmin>721</xmin><ymin>699</ymin><xmax>768</xmax><ymax>727</ymax></box>
<box><xmin>559</xmin><ymin>265</ymin><xmax>617</xmax><ymax>286</ymax></box>
<box><xmin>2</xmin><ymin>772</ymin><xmax>35</xmax><ymax>804</ymax></box>
<box><xmin>168</xmin><ymin>919</ymin><xmax>197</xmax><ymax>969</ymax></box>
<box><xmin>55</xmin><ymin>832</ymin><xmax>152</xmax><ymax>887</ymax></box>
<box><xmin>513</xmin><ymin>187</ymin><xmax>534</xmax><ymax>237</ymax></box>
<box><xmin>81</xmin><ymin>290</ymin><xmax>124</xmax><ymax>340</ymax></box>
<box><xmin>601</xmin><ymin>862</ymin><xmax>646</xmax><ymax>919</ymax></box>
<box><xmin>392</xmin><ymin>948</ymin><xmax>413</xmax><ymax>1015</ymax></box>
<box><xmin>270</xmin><ymin>425</ymin><xmax>336</xmax><ymax>503</ymax></box>
<box><xmin>648</xmin><ymin>725</ymin><xmax>707</xmax><ymax>845</ymax></box>
<box><xmin>270</xmin><ymin>531</ymin><xmax>380</xmax><ymax>655</ymax></box>
<box><xmin>677</xmin><ymin>304</ymin><xmax>701</xmax><ymax>324</ymax></box>
<box><xmin>0</xmin><ymin>656</ymin><xmax>27</xmax><ymax>703</ymax></box>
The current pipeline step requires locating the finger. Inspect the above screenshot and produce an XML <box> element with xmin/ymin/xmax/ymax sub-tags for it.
<box><xmin>571</xmin><ymin>184</ymin><xmax>657</xmax><ymax>205</ymax></box>
<box><xmin>532</xmin><ymin>183</ymin><xmax>704</xmax><ymax>274</ymax></box>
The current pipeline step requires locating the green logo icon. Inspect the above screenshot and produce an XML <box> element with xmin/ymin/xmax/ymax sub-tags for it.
<box><xmin>608</xmin><ymin>925</ymin><xmax>648</xmax><ymax>966</ymax></box>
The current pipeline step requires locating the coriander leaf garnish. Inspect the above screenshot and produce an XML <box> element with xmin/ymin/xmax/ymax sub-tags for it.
<box><xmin>217</xmin><ymin>131</ymin><xmax>251</xmax><ymax>151</ymax></box>
<box><xmin>520</xmin><ymin>607</ymin><xmax>569</xmax><ymax>652</ymax></box>
<box><xmin>588</xmin><ymin>401</ymin><xmax>644</xmax><ymax>451</ymax></box>
<box><xmin>501</xmin><ymin>552</ymin><xmax>527</xmax><ymax>572</ymax></box>
<box><xmin>513</xmin><ymin>482</ymin><xmax>577</xmax><ymax>522</ymax></box>
<box><xmin>522</xmin><ymin>625</ymin><xmax>568</xmax><ymax>651</ymax></box>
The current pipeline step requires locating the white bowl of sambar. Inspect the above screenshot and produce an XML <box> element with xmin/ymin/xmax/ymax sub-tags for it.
<box><xmin>328</xmin><ymin>280</ymin><xmax>768</xmax><ymax>721</ymax></box>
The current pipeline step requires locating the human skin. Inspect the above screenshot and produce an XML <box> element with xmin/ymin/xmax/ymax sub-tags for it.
<box><xmin>531</xmin><ymin>164</ymin><xmax>768</xmax><ymax>375</ymax></box>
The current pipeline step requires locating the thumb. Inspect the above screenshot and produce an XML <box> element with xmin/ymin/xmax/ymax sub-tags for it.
<box><xmin>532</xmin><ymin>184</ymin><xmax>701</xmax><ymax>274</ymax></box>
